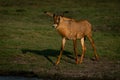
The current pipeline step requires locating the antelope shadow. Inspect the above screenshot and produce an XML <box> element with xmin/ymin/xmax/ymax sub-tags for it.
<box><xmin>21</xmin><ymin>49</ymin><xmax>74</xmax><ymax>65</ymax></box>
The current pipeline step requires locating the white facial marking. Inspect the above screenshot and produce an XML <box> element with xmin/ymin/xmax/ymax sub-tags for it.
<box><xmin>53</xmin><ymin>24</ymin><xmax>58</xmax><ymax>28</ymax></box>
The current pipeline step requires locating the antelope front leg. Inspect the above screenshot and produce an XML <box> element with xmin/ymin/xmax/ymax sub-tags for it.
<box><xmin>80</xmin><ymin>37</ymin><xmax>86</xmax><ymax>64</ymax></box>
<box><xmin>56</xmin><ymin>38</ymin><xmax>66</xmax><ymax>65</ymax></box>
<box><xmin>73</xmin><ymin>40</ymin><xmax>78</xmax><ymax>64</ymax></box>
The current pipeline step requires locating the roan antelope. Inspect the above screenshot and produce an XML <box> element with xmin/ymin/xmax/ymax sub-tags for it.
<box><xmin>44</xmin><ymin>11</ymin><xmax>99</xmax><ymax>65</ymax></box>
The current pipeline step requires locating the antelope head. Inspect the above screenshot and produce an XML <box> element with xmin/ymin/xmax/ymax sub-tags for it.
<box><xmin>44</xmin><ymin>11</ymin><xmax>64</xmax><ymax>29</ymax></box>
<box><xmin>53</xmin><ymin>14</ymin><xmax>63</xmax><ymax>29</ymax></box>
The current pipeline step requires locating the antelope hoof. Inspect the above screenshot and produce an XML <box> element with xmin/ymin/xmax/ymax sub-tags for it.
<box><xmin>76</xmin><ymin>61</ymin><xmax>79</xmax><ymax>64</ymax></box>
<box><xmin>76</xmin><ymin>59</ymin><xmax>79</xmax><ymax>64</ymax></box>
<box><xmin>79</xmin><ymin>61</ymin><xmax>83</xmax><ymax>64</ymax></box>
<box><xmin>95</xmin><ymin>58</ymin><xmax>99</xmax><ymax>61</ymax></box>
<box><xmin>91</xmin><ymin>57</ymin><xmax>99</xmax><ymax>61</ymax></box>
<box><xmin>80</xmin><ymin>60</ymin><xmax>82</xmax><ymax>64</ymax></box>
<box><xmin>55</xmin><ymin>61</ymin><xmax>60</xmax><ymax>65</ymax></box>
<box><xmin>96</xmin><ymin>56</ymin><xmax>99</xmax><ymax>61</ymax></box>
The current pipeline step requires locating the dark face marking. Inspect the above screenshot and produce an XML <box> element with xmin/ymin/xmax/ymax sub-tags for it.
<box><xmin>53</xmin><ymin>14</ymin><xmax>61</xmax><ymax>28</ymax></box>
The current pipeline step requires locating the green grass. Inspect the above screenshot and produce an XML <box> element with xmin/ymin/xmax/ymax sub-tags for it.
<box><xmin>0</xmin><ymin>0</ymin><xmax>120</xmax><ymax>79</ymax></box>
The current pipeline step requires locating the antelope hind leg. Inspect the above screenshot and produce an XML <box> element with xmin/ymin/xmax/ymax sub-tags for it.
<box><xmin>87</xmin><ymin>35</ymin><xmax>99</xmax><ymax>61</ymax></box>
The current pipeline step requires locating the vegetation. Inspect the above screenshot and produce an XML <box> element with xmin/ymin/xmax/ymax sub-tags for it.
<box><xmin>0</xmin><ymin>0</ymin><xmax>120</xmax><ymax>79</ymax></box>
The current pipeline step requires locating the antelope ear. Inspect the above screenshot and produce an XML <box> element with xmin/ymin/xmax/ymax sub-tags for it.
<box><xmin>53</xmin><ymin>14</ymin><xmax>55</xmax><ymax>17</ymax></box>
<box><xmin>44</xmin><ymin>11</ymin><xmax>54</xmax><ymax>17</ymax></box>
<box><xmin>60</xmin><ymin>13</ymin><xmax>64</xmax><ymax>17</ymax></box>
<box><xmin>61</xmin><ymin>11</ymin><xmax>69</xmax><ymax>17</ymax></box>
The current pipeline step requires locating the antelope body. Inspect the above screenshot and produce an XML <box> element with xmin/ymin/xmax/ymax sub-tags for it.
<box><xmin>45</xmin><ymin>12</ymin><xmax>99</xmax><ymax>65</ymax></box>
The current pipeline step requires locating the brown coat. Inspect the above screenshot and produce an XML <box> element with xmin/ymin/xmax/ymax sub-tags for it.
<box><xmin>45</xmin><ymin>12</ymin><xmax>99</xmax><ymax>65</ymax></box>
<box><xmin>56</xmin><ymin>16</ymin><xmax>92</xmax><ymax>40</ymax></box>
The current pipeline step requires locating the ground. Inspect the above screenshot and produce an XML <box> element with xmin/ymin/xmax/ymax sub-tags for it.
<box><xmin>0</xmin><ymin>0</ymin><xmax>120</xmax><ymax>80</ymax></box>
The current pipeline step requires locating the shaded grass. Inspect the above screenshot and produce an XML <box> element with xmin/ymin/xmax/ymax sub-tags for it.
<box><xmin>0</xmin><ymin>0</ymin><xmax>120</xmax><ymax>79</ymax></box>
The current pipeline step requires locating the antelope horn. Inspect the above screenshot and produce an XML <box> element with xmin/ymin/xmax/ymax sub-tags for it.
<box><xmin>44</xmin><ymin>11</ymin><xmax>54</xmax><ymax>17</ymax></box>
<box><xmin>62</xmin><ymin>11</ymin><xmax>69</xmax><ymax>16</ymax></box>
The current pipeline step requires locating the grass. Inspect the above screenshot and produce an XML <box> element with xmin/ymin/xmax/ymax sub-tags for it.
<box><xmin>0</xmin><ymin>0</ymin><xmax>120</xmax><ymax>79</ymax></box>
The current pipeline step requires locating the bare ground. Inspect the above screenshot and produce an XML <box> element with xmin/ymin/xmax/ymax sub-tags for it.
<box><xmin>0</xmin><ymin>57</ymin><xmax>119</xmax><ymax>80</ymax></box>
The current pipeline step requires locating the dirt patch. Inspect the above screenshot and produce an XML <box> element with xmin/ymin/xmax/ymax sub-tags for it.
<box><xmin>0</xmin><ymin>58</ymin><xmax>119</xmax><ymax>80</ymax></box>
<box><xmin>46</xmin><ymin>58</ymin><xmax>120</xmax><ymax>80</ymax></box>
